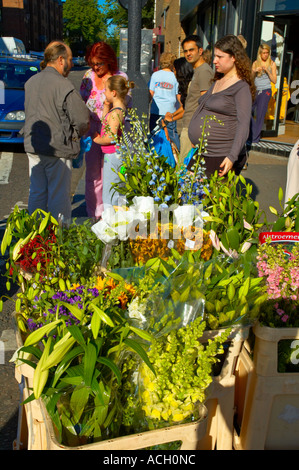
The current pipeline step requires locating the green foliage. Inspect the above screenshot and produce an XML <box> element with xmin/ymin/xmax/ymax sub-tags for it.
<box><xmin>63</xmin><ymin>0</ymin><xmax>108</xmax><ymax>55</ymax></box>
<box><xmin>16</xmin><ymin>274</ymin><xmax>156</xmax><ymax>445</ymax></box>
<box><xmin>0</xmin><ymin>208</ymin><xmax>104</xmax><ymax>324</ymax></box>
<box><xmin>269</xmin><ymin>189</ymin><xmax>299</xmax><ymax>232</ymax></box>
<box><xmin>202</xmin><ymin>171</ymin><xmax>268</xmax><ymax>255</ymax></box>
<box><xmin>124</xmin><ymin>318</ymin><xmax>230</xmax><ymax>429</ymax></box>
<box><xmin>112</xmin><ymin>108</ymin><xmax>179</xmax><ymax>207</ymax></box>
<box><xmin>101</xmin><ymin>0</ymin><xmax>155</xmax><ymax>30</ymax></box>
<box><xmin>146</xmin><ymin>252</ymin><xmax>267</xmax><ymax>331</ymax></box>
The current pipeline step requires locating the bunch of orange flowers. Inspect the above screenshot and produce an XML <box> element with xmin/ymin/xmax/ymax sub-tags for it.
<box><xmin>129</xmin><ymin>223</ymin><xmax>213</xmax><ymax>265</ymax></box>
<box><xmin>94</xmin><ymin>276</ymin><xmax>136</xmax><ymax>309</ymax></box>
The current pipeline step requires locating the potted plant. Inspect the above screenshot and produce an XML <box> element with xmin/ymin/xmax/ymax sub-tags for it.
<box><xmin>233</xmin><ymin>237</ymin><xmax>299</xmax><ymax>450</ymax></box>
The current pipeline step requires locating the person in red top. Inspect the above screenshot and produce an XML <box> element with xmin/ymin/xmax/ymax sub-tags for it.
<box><xmin>93</xmin><ymin>75</ymin><xmax>134</xmax><ymax>211</ymax></box>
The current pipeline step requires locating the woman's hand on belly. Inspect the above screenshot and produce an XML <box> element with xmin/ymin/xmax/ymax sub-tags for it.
<box><xmin>218</xmin><ymin>157</ymin><xmax>233</xmax><ymax>177</ymax></box>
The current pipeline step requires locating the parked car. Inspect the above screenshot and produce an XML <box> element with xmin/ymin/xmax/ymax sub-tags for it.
<box><xmin>72</xmin><ymin>56</ymin><xmax>86</xmax><ymax>67</ymax></box>
<box><xmin>0</xmin><ymin>56</ymin><xmax>40</xmax><ymax>144</ymax></box>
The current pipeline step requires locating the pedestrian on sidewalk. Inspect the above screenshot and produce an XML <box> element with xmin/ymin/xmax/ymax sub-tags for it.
<box><xmin>164</xmin><ymin>57</ymin><xmax>194</xmax><ymax>134</ymax></box>
<box><xmin>93</xmin><ymin>76</ymin><xmax>135</xmax><ymax>211</ymax></box>
<box><xmin>179</xmin><ymin>35</ymin><xmax>214</xmax><ymax>164</ymax></box>
<box><xmin>23</xmin><ymin>41</ymin><xmax>90</xmax><ymax>223</ymax></box>
<box><xmin>248</xmin><ymin>44</ymin><xmax>277</xmax><ymax>144</ymax></box>
<box><xmin>187</xmin><ymin>35</ymin><xmax>255</xmax><ymax>177</ymax></box>
<box><xmin>80</xmin><ymin>42</ymin><xmax>129</xmax><ymax>221</ymax></box>
<box><xmin>149</xmin><ymin>52</ymin><xmax>180</xmax><ymax>151</ymax></box>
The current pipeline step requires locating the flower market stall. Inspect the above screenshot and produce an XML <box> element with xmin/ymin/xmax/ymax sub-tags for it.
<box><xmin>1</xmin><ymin>111</ymin><xmax>299</xmax><ymax>451</ymax></box>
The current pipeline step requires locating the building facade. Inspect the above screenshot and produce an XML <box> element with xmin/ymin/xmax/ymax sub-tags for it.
<box><xmin>0</xmin><ymin>0</ymin><xmax>63</xmax><ymax>52</ymax></box>
<box><xmin>154</xmin><ymin>0</ymin><xmax>299</xmax><ymax>141</ymax></box>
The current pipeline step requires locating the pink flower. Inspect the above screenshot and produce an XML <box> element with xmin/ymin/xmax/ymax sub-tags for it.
<box><xmin>281</xmin><ymin>314</ymin><xmax>289</xmax><ymax>323</ymax></box>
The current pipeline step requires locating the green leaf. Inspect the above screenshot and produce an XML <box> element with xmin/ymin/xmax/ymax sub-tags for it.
<box><xmin>226</xmin><ymin>227</ymin><xmax>240</xmax><ymax>250</ymax></box>
<box><xmin>24</xmin><ymin>320</ymin><xmax>61</xmax><ymax>347</ymax></box>
<box><xmin>70</xmin><ymin>386</ymin><xmax>90</xmax><ymax>423</ymax></box>
<box><xmin>124</xmin><ymin>337</ymin><xmax>155</xmax><ymax>375</ymax></box>
<box><xmin>67</xmin><ymin>325</ymin><xmax>86</xmax><ymax>346</ymax></box>
<box><xmin>89</xmin><ymin>303</ymin><xmax>114</xmax><ymax>327</ymax></box>
<box><xmin>90</xmin><ymin>308</ymin><xmax>101</xmax><ymax>339</ymax></box>
<box><xmin>97</xmin><ymin>357</ymin><xmax>121</xmax><ymax>385</ymax></box>
<box><xmin>84</xmin><ymin>342</ymin><xmax>97</xmax><ymax>387</ymax></box>
<box><xmin>129</xmin><ymin>326</ymin><xmax>155</xmax><ymax>343</ymax></box>
<box><xmin>41</xmin><ymin>336</ymin><xmax>76</xmax><ymax>371</ymax></box>
<box><xmin>59</xmin><ymin>301</ymin><xmax>84</xmax><ymax>321</ymax></box>
<box><xmin>38</xmin><ymin>212</ymin><xmax>50</xmax><ymax>234</ymax></box>
<box><xmin>52</xmin><ymin>345</ymin><xmax>84</xmax><ymax>388</ymax></box>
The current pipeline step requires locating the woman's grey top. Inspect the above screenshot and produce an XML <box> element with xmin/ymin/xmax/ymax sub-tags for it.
<box><xmin>188</xmin><ymin>79</ymin><xmax>252</xmax><ymax>163</ymax></box>
<box><xmin>255</xmin><ymin>72</ymin><xmax>271</xmax><ymax>91</ymax></box>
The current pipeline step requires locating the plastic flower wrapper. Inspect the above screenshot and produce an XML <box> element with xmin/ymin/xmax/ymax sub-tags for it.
<box><xmin>199</xmin><ymin>254</ymin><xmax>267</xmax><ymax>330</ymax></box>
<box><xmin>135</xmin><ymin>318</ymin><xmax>231</xmax><ymax>430</ymax></box>
<box><xmin>173</xmin><ymin>204</ymin><xmax>207</xmax><ymax>229</ymax></box>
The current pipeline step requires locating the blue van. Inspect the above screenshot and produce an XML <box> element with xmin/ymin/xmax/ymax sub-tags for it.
<box><xmin>0</xmin><ymin>56</ymin><xmax>40</xmax><ymax>143</ymax></box>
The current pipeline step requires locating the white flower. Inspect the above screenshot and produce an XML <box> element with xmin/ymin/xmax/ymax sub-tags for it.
<box><xmin>127</xmin><ymin>298</ymin><xmax>147</xmax><ymax>325</ymax></box>
<box><xmin>132</xmin><ymin>196</ymin><xmax>155</xmax><ymax>218</ymax></box>
<box><xmin>91</xmin><ymin>219</ymin><xmax>118</xmax><ymax>244</ymax></box>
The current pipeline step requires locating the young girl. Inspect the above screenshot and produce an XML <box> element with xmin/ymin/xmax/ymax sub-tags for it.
<box><xmin>93</xmin><ymin>76</ymin><xmax>134</xmax><ymax>210</ymax></box>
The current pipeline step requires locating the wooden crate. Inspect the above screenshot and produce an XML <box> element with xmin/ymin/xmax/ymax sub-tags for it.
<box><xmin>14</xmin><ymin>375</ymin><xmax>208</xmax><ymax>451</ymax></box>
<box><xmin>13</xmin><ymin>326</ymin><xmax>247</xmax><ymax>451</ymax></box>
<box><xmin>233</xmin><ymin>323</ymin><xmax>299</xmax><ymax>450</ymax></box>
<box><xmin>196</xmin><ymin>326</ymin><xmax>249</xmax><ymax>450</ymax></box>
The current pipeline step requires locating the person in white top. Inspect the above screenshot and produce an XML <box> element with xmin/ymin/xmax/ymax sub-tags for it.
<box><xmin>149</xmin><ymin>52</ymin><xmax>180</xmax><ymax>150</ymax></box>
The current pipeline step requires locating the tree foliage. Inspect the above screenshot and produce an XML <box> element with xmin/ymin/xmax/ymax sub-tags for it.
<box><xmin>100</xmin><ymin>0</ymin><xmax>155</xmax><ymax>30</ymax></box>
<box><xmin>63</xmin><ymin>0</ymin><xmax>108</xmax><ymax>55</ymax></box>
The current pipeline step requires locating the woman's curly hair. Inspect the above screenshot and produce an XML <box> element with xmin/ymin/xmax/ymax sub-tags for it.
<box><xmin>214</xmin><ymin>35</ymin><xmax>256</xmax><ymax>101</ymax></box>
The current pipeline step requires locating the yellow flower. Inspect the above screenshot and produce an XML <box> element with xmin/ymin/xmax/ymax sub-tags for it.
<box><xmin>151</xmin><ymin>408</ymin><xmax>161</xmax><ymax>420</ymax></box>
<box><xmin>161</xmin><ymin>410</ymin><xmax>171</xmax><ymax>420</ymax></box>
<box><xmin>172</xmin><ymin>413</ymin><xmax>184</xmax><ymax>422</ymax></box>
<box><xmin>142</xmin><ymin>390</ymin><xmax>150</xmax><ymax>403</ymax></box>
<box><xmin>148</xmin><ymin>382</ymin><xmax>156</xmax><ymax>392</ymax></box>
<box><xmin>70</xmin><ymin>283</ymin><xmax>80</xmax><ymax>290</ymax></box>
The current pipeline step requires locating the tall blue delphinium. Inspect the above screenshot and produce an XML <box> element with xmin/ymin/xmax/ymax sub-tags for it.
<box><xmin>177</xmin><ymin>115</ymin><xmax>223</xmax><ymax>205</ymax></box>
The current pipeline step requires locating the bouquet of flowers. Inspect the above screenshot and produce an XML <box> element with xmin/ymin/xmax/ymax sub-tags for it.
<box><xmin>256</xmin><ymin>240</ymin><xmax>299</xmax><ymax>327</ymax></box>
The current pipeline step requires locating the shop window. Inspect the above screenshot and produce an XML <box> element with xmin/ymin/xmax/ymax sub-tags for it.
<box><xmin>261</xmin><ymin>0</ymin><xmax>299</xmax><ymax>11</ymax></box>
<box><xmin>216</xmin><ymin>0</ymin><xmax>227</xmax><ymax>42</ymax></box>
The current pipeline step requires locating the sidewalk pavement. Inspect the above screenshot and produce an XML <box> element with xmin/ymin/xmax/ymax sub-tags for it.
<box><xmin>0</xmin><ymin>149</ymin><xmax>289</xmax><ymax>450</ymax></box>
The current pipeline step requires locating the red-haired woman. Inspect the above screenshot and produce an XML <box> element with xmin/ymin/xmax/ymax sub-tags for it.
<box><xmin>80</xmin><ymin>42</ymin><xmax>128</xmax><ymax>220</ymax></box>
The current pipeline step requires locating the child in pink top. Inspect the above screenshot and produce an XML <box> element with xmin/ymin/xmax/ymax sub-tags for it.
<box><xmin>93</xmin><ymin>76</ymin><xmax>134</xmax><ymax>210</ymax></box>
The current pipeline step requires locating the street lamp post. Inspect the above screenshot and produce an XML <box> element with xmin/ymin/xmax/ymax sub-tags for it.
<box><xmin>118</xmin><ymin>0</ymin><xmax>149</xmax><ymax>118</ymax></box>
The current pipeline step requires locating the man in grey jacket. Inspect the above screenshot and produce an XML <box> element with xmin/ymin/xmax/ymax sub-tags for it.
<box><xmin>23</xmin><ymin>41</ymin><xmax>90</xmax><ymax>222</ymax></box>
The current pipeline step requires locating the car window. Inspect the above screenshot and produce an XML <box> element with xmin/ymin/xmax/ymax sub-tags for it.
<box><xmin>0</xmin><ymin>63</ymin><xmax>39</xmax><ymax>89</ymax></box>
